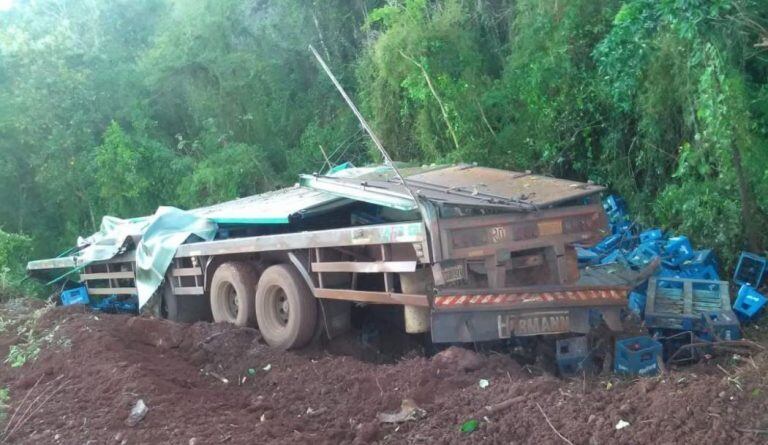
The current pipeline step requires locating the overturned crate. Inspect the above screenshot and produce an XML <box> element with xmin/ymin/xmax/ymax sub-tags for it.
<box><xmin>644</xmin><ymin>277</ymin><xmax>740</xmax><ymax>340</ymax></box>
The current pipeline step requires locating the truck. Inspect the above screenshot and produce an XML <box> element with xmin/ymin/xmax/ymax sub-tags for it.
<box><xmin>27</xmin><ymin>162</ymin><xmax>640</xmax><ymax>350</ymax></box>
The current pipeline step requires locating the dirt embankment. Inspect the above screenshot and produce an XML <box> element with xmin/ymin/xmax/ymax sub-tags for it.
<box><xmin>0</xmin><ymin>304</ymin><xmax>766</xmax><ymax>444</ymax></box>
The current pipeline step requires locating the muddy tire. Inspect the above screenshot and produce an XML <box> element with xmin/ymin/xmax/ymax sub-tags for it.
<box><xmin>210</xmin><ymin>262</ymin><xmax>258</xmax><ymax>327</ymax></box>
<box><xmin>162</xmin><ymin>281</ymin><xmax>212</xmax><ymax>323</ymax></box>
<box><xmin>254</xmin><ymin>264</ymin><xmax>317</xmax><ymax>350</ymax></box>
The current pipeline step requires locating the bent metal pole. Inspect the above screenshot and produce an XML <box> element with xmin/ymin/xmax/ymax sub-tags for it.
<box><xmin>309</xmin><ymin>44</ymin><xmax>420</xmax><ymax>205</ymax></box>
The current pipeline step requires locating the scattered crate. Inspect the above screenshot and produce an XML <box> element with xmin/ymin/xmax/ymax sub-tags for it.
<box><xmin>639</xmin><ymin>228</ymin><xmax>663</xmax><ymax>244</ymax></box>
<box><xmin>663</xmin><ymin>236</ymin><xmax>694</xmax><ymax>267</ymax></box>
<box><xmin>627</xmin><ymin>244</ymin><xmax>659</xmax><ymax>267</ymax></box>
<box><xmin>60</xmin><ymin>286</ymin><xmax>89</xmax><ymax>306</ymax></box>
<box><xmin>687</xmin><ymin>249</ymin><xmax>717</xmax><ymax>268</ymax></box>
<box><xmin>556</xmin><ymin>336</ymin><xmax>593</xmax><ymax>376</ymax></box>
<box><xmin>628</xmin><ymin>291</ymin><xmax>647</xmax><ymax>316</ymax></box>
<box><xmin>733</xmin><ymin>285</ymin><xmax>767</xmax><ymax>321</ymax></box>
<box><xmin>700</xmin><ymin>311</ymin><xmax>741</xmax><ymax>341</ymax></box>
<box><xmin>644</xmin><ymin>277</ymin><xmax>737</xmax><ymax>336</ymax></box>
<box><xmin>614</xmin><ymin>336</ymin><xmax>662</xmax><ymax>376</ymax></box>
<box><xmin>733</xmin><ymin>252</ymin><xmax>767</xmax><ymax>287</ymax></box>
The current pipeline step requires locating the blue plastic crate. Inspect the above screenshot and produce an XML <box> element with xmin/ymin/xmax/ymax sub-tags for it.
<box><xmin>556</xmin><ymin>336</ymin><xmax>593</xmax><ymax>375</ymax></box>
<box><xmin>733</xmin><ymin>252</ymin><xmax>767</xmax><ymax>287</ymax></box>
<box><xmin>612</xmin><ymin>219</ymin><xmax>632</xmax><ymax>235</ymax></box>
<box><xmin>663</xmin><ymin>236</ymin><xmax>694</xmax><ymax>267</ymax></box>
<box><xmin>687</xmin><ymin>249</ymin><xmax>717</xmax><ymax>268</ymax></box>
<box><xmin>594</xmin><ymin>233</ymin><xmax>622</xmax><ymax>254</ymax></box>
<box><xmin>640</xmin><ymin>228</ymin><xmax>663</xmax><ymax>244</ymax></box>
<box><xmin>600</xmin><ymin>249</ymin><xmax>627</xmax><ymax>266</ymax></box>
<box><xmin>614</xmin><ymin>336</ymin><xmax>662</xmax><ymax>376</ymax></box>
<box><xmin>576</xmin><ymin>247</ymin><xmax>600</xmax><ymax>266</ymax></box>
<box><xmin>701</xmin><ymin>312</ymin><xmax>741</xmax><ymax>341</ymax></box>
<box><xmin>627</xmin><ymin>244</ymin><xmax>660</xmax><ymax>267</ymax></box>
<box><xmin>733</xmin><ymin>285</ymin><xmax>767</xmax><ymax>320</ymax></box>
<box><xmin>679</xmin><ymin>264</ymin><xmax>719</xmax><ymax>281</ymax></box>
<box><xmin>628</xmin><ymin>291</ymin><xmax>647</xmax><ymax>316</ymax></box>
<box><xmin>603</xmin><ymin>195</ymin><xmax>627</xmax><ymax>218</ymax></box>
<box><xmin>60</xmin><ymin>286</ymin><xmax>89</xmax><ymax>306</ymax></box>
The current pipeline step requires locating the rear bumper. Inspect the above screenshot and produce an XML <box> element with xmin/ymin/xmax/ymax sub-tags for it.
<box><xmin>430</xmin><ymin>286</ymin><xmax>627</xmax><ymax>343</ymax></box>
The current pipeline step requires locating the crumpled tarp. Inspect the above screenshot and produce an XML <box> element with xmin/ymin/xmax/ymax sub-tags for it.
<box><xmin>133</xmin><ymin>207</ymin><xmax>217</xmax><ymax>307</ymax></box>
<box><xmin>75</xmin><ymin>207</ymin><xmax>217</xmax><ymax>308</ymax></box>
<box><xmin>76</xmin><ymin>216</ymin><xmax>150</xmax><ymax>265</ymax></box>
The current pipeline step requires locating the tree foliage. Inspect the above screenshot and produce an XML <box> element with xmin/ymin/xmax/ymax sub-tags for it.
<box><xmin>0</xmin><ymin>0</ymin><xmax>767</xmax><ymax>272</ymax></box>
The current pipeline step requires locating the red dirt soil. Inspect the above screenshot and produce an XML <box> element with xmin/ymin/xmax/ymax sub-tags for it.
<box><xmin>0</xmin><ymin>303</ymin><xmax>767</xmax><ymax>444</ymax></box>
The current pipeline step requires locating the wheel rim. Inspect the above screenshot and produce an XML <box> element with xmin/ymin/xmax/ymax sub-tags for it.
<box><xmin>222</xmin><ymin>282</ymin><xmax>239</xmax><ymax>319</ymax></box>
<box><xmin>267</xmin><ymin>286</ymin><xmax>289</xmax><ymax>327</ymax></box>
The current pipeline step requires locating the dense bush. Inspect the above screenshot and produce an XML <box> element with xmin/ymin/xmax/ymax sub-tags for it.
<box><xmin>0</xmin><ymin>0</ymin><xmax>766</xmax><ymax>270</ymax></box>
<box><xmin>0</xmin><ymin>230</ymin><xmax>39</xmax><ymax>299</ymax></box>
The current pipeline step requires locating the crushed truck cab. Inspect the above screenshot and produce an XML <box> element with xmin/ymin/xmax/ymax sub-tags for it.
<box><xmin>27</xmin><ymin>163</ymin><xmax>639</xmax><ymax>347</ymax></box>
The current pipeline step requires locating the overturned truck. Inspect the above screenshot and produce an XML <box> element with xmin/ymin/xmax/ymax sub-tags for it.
<box><xmin>28</xmin><ymin>163</ymin><xmax>643</xmax><ymax>350</ymax></box>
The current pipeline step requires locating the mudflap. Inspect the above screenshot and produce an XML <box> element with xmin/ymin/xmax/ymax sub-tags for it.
<box><xmin>430</xmin><ymin>306</ymin><xmax>622</xmax><ymax>344</ymax></box>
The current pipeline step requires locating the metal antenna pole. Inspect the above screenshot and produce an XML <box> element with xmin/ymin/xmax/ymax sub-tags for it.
<box><xmin>309</xmin><ymin>45</ymin><xmax>419</xmax><ymax>205</ymax></box>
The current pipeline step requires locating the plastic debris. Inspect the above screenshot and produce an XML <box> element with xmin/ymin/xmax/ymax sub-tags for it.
<box><xmin>262</xmin><ymin>364</ymin><xmax>272</xmax><ymax>372</ymax></box>
<box><xmin>615</xmin><ymin>419</ymin><xmax>630</xmax><ymax>430</ymax></box>
<box><xmin>126</xmin><ymin>399</ymin><xmax>148</xmax><ymax>427</ymax></box>
<box><xmin>478</xmin><ymin>379</ymin><xmax>490</xmax><ymax>389</ymax></box>
<box><xmin>377</xmin><ymin>399</ymin><xmax>426</xmax><ymax>423</ymax></box>
<box><xmin>247</xmin><ymin>368</ymin><xmax>256</xmax><ymax>376</ymax></box>
<box><xmin>91</xmin><ymin>294</ymin><xmax>138</xmax><ymax>314</ymax></box>
<box><xmin>460</xmin><ymin>419</ymin><xmax>479</xmax><ymax>433</ymax></box>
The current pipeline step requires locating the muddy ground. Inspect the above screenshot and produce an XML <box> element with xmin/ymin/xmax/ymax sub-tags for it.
<box><xmin>0</xmin><ymin>300</ymin><xmax>766</xmax><ymax>444</ymax></box>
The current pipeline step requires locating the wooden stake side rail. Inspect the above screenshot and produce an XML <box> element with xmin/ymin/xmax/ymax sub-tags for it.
<box><xmin>175</xmin><ymin>222</ymin><xmax>427</xmax><ymax>259</ymax></box>
<box><xmin>26</xmin><ymin>222</ymin><xmax>428</xmax><ymax>273</ymax></box>
<box><xmin>81</xmin><ymin>261</ymin><xmax>137</xmax><ymax>296</ymax></box>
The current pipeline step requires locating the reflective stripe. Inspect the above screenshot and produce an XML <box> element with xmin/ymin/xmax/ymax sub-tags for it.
<box><xmin>437</xmin><ymin>288</ymin><xmax>625</xmax><ymax>306</ymax></box>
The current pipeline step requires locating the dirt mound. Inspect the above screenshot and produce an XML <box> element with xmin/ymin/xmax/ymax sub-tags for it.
<box><xmin>0</xmin><ymin>304</ymin><xmax>767</xmax><ymax>444</ymax></box>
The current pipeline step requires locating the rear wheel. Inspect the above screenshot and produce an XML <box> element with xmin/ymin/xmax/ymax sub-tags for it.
<box><xmin>255</xmin><ymin>264</ymin><xmax>317</xmax><ymax>350</ymax></box>
<box><xmin>210</xmin><ymin>262</ymin><xmax>258</xmax><ymax>327</ymax></box>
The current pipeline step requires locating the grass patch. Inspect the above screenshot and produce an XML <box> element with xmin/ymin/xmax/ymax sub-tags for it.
<box><xmin>2</xmin><ymin>302</ymin><xmax>57</xmax><ymax>369</ymax></box>
<box><xmin>0</xmin><ymin>387</ymin><xmax>8</xmax><ymax>423</ymax></box>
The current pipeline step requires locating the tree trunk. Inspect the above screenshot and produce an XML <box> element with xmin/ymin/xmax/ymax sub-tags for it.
<box><xmin>731</xmin><ymin>144</ymin><xmax>760</xmax><ymax>251</ymax></box>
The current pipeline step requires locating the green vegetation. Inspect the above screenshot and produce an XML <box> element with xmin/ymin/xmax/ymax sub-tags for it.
<box><xmin>1</xmin><ymin>305</ymin><xmax>60</xmax><ymax>368</ymax></box>
<box><xmin>0</xmin><ymin>387</ymin><xmax>8</xmax><ymax>423</ymax></box>
<box><xmin>0</xmin><ymin>0</ymin><xmax>767</xmax><ymax>272</ymax></box>
<box><xmin>0</xmin><ymin>230</ymin><xmax>40</xmax><ymax>299</ymax></box>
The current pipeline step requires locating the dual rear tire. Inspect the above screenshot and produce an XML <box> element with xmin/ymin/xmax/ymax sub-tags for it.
<box><xmin>208</xmin><ymin>262</ymin><xmax>317</xmax><ymax>350</ymax></box>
